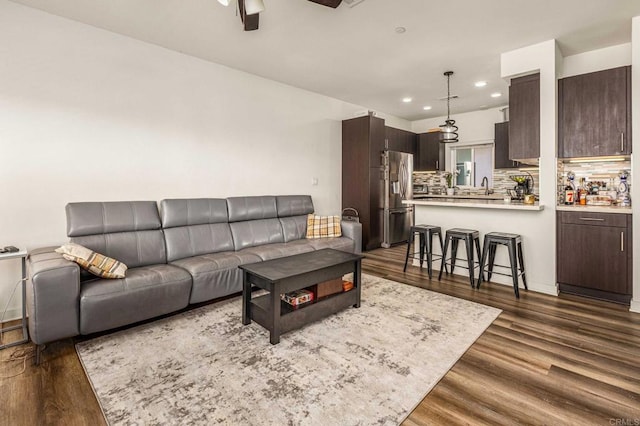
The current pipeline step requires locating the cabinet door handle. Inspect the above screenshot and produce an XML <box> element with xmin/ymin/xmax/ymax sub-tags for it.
<box><xmin>621</xmin><ymin>133</ymin><xmax>625</xmax><ymax>152</ymax></box>
<box><xmin>435</xmin><ymin>160</ymin><xmax>439</xmax><ymax>170</ymax></box>
<box><xmin>578</xmin><ymin>217</ymin><xmax>604</xmax><ymax>221</ymax></box>
<box><xmin>621</xmin><ymin>231</ymin><xmax>624</xmax><ymax>252</ymax></box>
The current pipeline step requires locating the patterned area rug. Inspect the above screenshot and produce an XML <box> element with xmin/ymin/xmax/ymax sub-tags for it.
<box><xmin>76</xmin><ymin>274</ymin><xmax>501</xmax><ymax>425</ymax></box>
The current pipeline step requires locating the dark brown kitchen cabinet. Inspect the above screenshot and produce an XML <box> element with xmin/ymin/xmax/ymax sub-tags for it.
<box><xmin>494</xmin><ymin>122</ymin><xmax>519</xmax><ymax>169</ymax></box>
<box><xmin>342</xmin><ymin>115</ymin><xmax>385</xmax><ymax>251</ymax></box>
<box><xmin>509</xmin><ymin>73</ymin><xmax>540</xmax><ymax>160</ymax></box>
<box><xmin>385</xmin><ymin>126</ymin><xmax>417</xmax><ymax>154</ymax></box>
<box><xmin>558</xmin><ymin>66</ymin><xmax>631</xmax><ymax>158</ymax></box>
<box><xmin>415</xmin><ymin>132</ymin><xmax>444</xmax><ymax>171</ymax></box>
<box><xmin>556</xmin><ymin>211</ymin><xmax>632</xmax><ymax>304</ymax></box>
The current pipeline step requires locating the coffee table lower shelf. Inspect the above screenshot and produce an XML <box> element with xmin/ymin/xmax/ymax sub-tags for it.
<box><xmin>249</xmin><ymin>290</ymin><xmax>358</xmax><ymax>338</ymax></box>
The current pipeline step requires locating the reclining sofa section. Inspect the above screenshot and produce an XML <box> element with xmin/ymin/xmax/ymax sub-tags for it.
<box><xmin>26</xmin><ymin>195</ymin><xmax>362</xmax><ymax>347</ymax></box>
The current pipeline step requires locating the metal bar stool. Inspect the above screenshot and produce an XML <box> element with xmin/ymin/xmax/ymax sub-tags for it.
<box><xmin>438</xmin><ymin>228</ymin><xmax>482</xmax><ymax>288</ymax></box>
<box><xmin>403</xmin><ymin>225</ymin><xmax>444</xmax><ymax>279</ymax></box>
<box><xmin>477</xmin><ymin>232</ymin><xmax>528</xmax><ymax>298</ymax></box>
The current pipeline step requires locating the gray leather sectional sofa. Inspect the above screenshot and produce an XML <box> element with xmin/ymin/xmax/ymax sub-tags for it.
<box><xmin>26</xmin><ymin>195</ymin><xmax>362</xmax><ymax>348</ymax></box>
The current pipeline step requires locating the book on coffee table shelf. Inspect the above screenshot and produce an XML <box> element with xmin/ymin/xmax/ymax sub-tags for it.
<box><xmin>281</xmin><ymin>289</ymin><xmax>315</xmax><ymax>307</ymax></box>
<box><xmin>313</xmin><ymin>278</ymin><xmax>344</xmax><ymax>299</ymax></box>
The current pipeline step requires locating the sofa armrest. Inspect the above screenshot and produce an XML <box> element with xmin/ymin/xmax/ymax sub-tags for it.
<box><xmin>27</xmin><ymin>247</ymin><xmax>81</xmax><ymax>345</ymax></box>
<box><xmin>341</xmin><ymin>221</ymin><xmax>362</xmax><ymax>254</ymax></box>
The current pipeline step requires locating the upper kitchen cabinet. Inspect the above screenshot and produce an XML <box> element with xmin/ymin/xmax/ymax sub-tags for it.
<box><xmin>494</xmin><ymin>122</ymin><xmax>519</xmax><ymax>169</ymax></box>
<box><xmin>509</xmin><ymin>73</ymin><xmax>540</xmax><ymax>161</ymax></box>
<box><xmin>415</xmin><ymin>132</ymin><xmax>444</xmax><ymax>171</ymax></box>
<box><xmin>385</xmin><ymin>126</ymin><xmax>417</xmax><ymax>154</ymax></box>
<box><xmin>342</xmin><ymin>115</ymin><xmax>386</xmax><ymax>251</ymax></box>
<box><xmin>558</xmin><ymin>66</ymin><xmax>631</xmax><ymax>158</ymax></box>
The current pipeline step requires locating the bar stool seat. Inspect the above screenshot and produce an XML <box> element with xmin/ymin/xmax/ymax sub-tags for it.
<box><xmin>477</xmin><ymin>232</ymin><xmax>528</xmax><ymax>298</ymax></box>
<box><xmin>403</xmin><ymin>225</ymin><xmax>444</xmax><ymax>279</ymax></box>
<box><xmin>438</xmin><ymin>228</ymin><xmax>482</xmax><ymax>288</ymax></box>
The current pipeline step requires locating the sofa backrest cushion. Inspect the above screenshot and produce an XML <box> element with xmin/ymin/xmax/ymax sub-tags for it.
<box><xmin>227</xmin><ymin>196</ymin><xmax>277</xmax><ymax>222</ymax></box>
<box><xmin>66</xmin><ymin>201</ymin><xmax>166</xmax><ymax>268</ymax></box>
<box><xmin>160</xmin><ymin>199</ymin><xmax>234</xmax><ymax>262</ymax></box>
<box><xmin>229</xmin><ymin>219</ymin><xmax>284</xmax><ymax>251</ymax></box>
<box><xmin>67</xmin><ymin>201</ymin><xmax>161</xmax><ymax>237</ymax></box>
<box><xmin>226</xmin><ymin>196</ymin><xmax>284</xmax><ymax>250</ymax></box>
<box><xmin>275</xmin><ymin>195</ymin><xmax>314</xmax><ymax>218</ymax></box>
<box><xmin>160</xmin><ymin>198</ymin><xmax>229</xmax><ymax>228</ymax></box>
<box><xmin>275</xmin><ymin>196</ymin><xmax>314</xmax><ymax>242</ymax></box>
<box><xmin>279</xmin><ymin>216</ymin><xmax>309</xmax><ymax>243</ymax></box>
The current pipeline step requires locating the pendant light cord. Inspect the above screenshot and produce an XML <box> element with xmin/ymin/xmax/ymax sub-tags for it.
<box><xmin>446</xmin><ymin>73</ymin><xmax>451</xmax><ymax>121</ymax></box>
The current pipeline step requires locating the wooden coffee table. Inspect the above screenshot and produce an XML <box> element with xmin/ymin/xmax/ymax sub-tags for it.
<box><xmin>240</xmin><ymin>248</ymin><xmax>364</xmax><ymax>344</ymax></box>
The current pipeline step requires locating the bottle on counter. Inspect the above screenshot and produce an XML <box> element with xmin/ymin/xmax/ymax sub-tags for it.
<box><xmin>578</xmin><ymin>178</ymin><xmax>587</xmax><ymax>205</ymax></box>
<box><xmin>564</xmin><ymin>172</ymin><xmax>576</xmax><ymax>205</ymax></box>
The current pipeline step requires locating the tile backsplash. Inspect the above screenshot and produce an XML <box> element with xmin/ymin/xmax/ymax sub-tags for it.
<box><xmin>412</xmin><ymin>160</ymin><xmax>631</xmax><ymax>205</ymax></box>
<box><xmin>413</xmin><ymin>169</ymin><xmax>540</xmax><ymax>196</ymax></box>
<box><xmin>557</xmin><ymin>159</ymin><xmax>631</xmax><ymax>205</ymax></box>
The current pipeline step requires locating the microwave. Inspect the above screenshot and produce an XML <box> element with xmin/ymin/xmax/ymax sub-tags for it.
<box><xmin>413</xmin><ymin>184</ymin><xmax>428</xmax><ymax>194</ymax></box>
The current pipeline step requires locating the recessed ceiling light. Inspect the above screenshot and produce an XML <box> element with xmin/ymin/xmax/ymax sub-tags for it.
<box><xmin>422</xmin><ymin>106</ymin><xmax>432</xmax><ymax>111</ymax></box>
<box><xmin>490</xmin><ymin>92</ymin><xmax>502</xmax><ymax>98</ymax></box>
<box><xmin>395</xmin><ymin>27</ymin><xmax>406</xmax><ymax>34</ymax></box>
<box><xmin>475</xmin><ymin>81</ymin><xmax>487</xmax><ymax>87</ymax></box>
<box><xmin>402</xmin><ymin>97</ymin><xmax>412</xmax><ymax>103</ymax></box>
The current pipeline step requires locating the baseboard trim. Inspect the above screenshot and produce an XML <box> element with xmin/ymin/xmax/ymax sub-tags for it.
<box><xmin>410</xmin><ymin>259</ymin><xmax>558</xmax><ymax>296</ymax></box>
<box><xmin>630</xmin><ymin>299</ymin><xmax>640</xmax><ymax>313</ymax></box>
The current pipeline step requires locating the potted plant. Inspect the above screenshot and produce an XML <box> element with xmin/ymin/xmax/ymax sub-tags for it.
<box><xmin>444</xmin><ymin>171</ymin><xmax>458</xmax><ymax>195</ymax></box>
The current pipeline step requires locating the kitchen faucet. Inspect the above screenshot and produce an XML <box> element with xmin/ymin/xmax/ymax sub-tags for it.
<box><xmin>481</xmin><ymin>176</ymin><xmax>492</xmax><ymax>195</ymax></box>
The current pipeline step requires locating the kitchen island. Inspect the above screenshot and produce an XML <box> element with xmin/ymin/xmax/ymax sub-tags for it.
<box><xmin>406</xmin><ymin>198</ymin><xmax>544</xmax><ymax>211</ymax></box>
<box><xmin>403</xmin><ymin>197</ymin><xmax>556</xmax><ymax>296</ymax></box>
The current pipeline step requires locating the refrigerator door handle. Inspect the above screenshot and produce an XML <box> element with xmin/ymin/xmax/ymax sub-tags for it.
<box><xmin>399</xmin><ymin>161</ymin><xmax>408</xmax><ymax>198</ymax></box>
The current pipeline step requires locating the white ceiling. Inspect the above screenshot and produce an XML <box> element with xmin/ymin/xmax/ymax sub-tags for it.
<box><xmin>10</xmin><ymin>0</ymin><xmax>640</xmax><ymax>121</ymax></box>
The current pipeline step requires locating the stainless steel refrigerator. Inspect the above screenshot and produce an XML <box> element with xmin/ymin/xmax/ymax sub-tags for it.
<box><xmin>381</xmin><ymin>150</ymin><xmax>414</xmax><ymax>248</ymax></box>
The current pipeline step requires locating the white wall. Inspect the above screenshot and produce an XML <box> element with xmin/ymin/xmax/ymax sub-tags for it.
<box><xmin>0</xmin><ymin>1</ymin><xmax>408</xmax><ymax>320</ymax></box>
<box><xmin>562</xmin><ymin>43</ymin><xmax>631</xmax><ymax>78</ymax></box>
<box><xmin>500</xmin><ymin>40</ymin><xmax>562</xmax><ymax>295</ymax></box>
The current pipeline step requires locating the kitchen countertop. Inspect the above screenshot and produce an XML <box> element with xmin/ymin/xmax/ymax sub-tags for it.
<box><xmin>404</xmin><ymin>198</ymin><xmax>544</xmax><ymax>211</ymax></box>
<box><xmin>413</xmin><ymin>193</ymin><xmax>504</xmax><ymax>200</ymax></box>
<box><xmin>556</xmin><ymin>205</ymin><xmax>632</xmax><ymax>214</ymax></box>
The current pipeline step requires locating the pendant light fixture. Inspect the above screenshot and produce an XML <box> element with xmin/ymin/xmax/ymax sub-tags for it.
<box><xmin>439</xmin><ymin>71</ymin><xmax>459</xmax><ymax>144</ymax></box>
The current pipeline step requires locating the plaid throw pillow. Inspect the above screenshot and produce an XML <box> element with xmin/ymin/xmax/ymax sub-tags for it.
<box><xmin>306</xmin><ymin>214</ymin><xmax>342</xmax><ymax>239</ymax></box>
<box><xmin>55</xmin><ymin>243</ymin><xmax>127</xmax><ymax>279</ymax></box>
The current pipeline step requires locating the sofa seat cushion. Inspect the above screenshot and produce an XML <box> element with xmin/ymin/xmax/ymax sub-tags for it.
<box><xmin>171</xmin><ymin>251</ymin><xmax>262</xmax><ymax>303</ymax></box>
<box><xmin>306</xmin><ymin>237</ymin><xmax>354</xmax><ymax>253</ymax></box>
<box><xmin>240</xmin><ymin>239</ymin><xmax>316</xmax><ymax>261</ymax></box>
<box><xmin>79</xmin><ymin>264</ymin><xmax>192</xmax><ymax>335</ymax></box>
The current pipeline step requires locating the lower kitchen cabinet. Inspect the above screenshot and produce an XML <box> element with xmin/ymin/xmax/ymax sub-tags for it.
<box><xmin>556</xmin><ymin>211</ymin><xmax>632</xmax><ymax>304</ymax></box>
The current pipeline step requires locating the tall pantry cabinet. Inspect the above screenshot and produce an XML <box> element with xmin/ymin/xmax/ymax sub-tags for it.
<box><xmin>342</xmin><ymin>115</ymin><xmax>385</xmax><ymax>251</ymax></box>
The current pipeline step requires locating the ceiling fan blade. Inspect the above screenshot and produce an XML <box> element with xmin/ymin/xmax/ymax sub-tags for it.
<box><xmin>307</xmin><ymin>0</ymin><xmax>342</xmax><ymax>7</ymax></box>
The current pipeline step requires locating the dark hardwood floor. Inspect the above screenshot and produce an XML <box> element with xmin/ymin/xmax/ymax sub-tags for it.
<box><xmin>1</xmin><ymin>245</ymin><xmax>639</xmax><ymax>425</ymax></box>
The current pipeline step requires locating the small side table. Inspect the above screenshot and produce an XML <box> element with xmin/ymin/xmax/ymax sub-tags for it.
<box><xmin>0</xmin><ymin>250</ymin><xmax>29</xmax><ymax>350</ymax></box>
